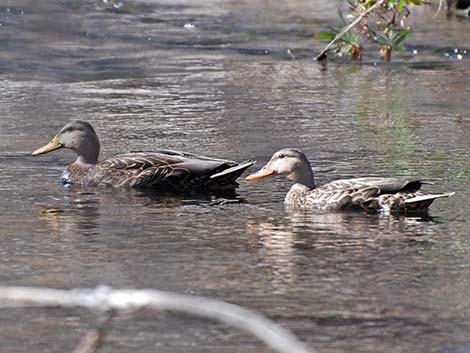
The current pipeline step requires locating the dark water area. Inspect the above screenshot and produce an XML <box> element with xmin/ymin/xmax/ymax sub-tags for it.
<box><xmin>1</xmin><ymin>1</ymin><xmax>470</xmax><ymax>353</ymax></box>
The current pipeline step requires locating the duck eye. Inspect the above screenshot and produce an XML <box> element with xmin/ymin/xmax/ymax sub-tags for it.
<box><xmin>278</xmin><ymin>153</ymin><xmax>286</xmax><ymax>159</ymax></box>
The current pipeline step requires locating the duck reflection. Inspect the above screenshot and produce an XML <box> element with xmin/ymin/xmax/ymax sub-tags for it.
<box><xmin>246</xmin><ymin>210</ymin><xmax>439</xmax><ymax>293</ymax></box>
<box><xmin>35</xmin><ymin>186</ymin><xmax>246</xmax><ymax>238</ymax></box>
<box><xmin>247</xmin><ymin>210</ymin><xmax>437</xmax><ymax>247</ymax></box>
<box><xmin>36</xmin><ymin>188</ymin><xmax>103</xmax><ymax>237</ymax></box>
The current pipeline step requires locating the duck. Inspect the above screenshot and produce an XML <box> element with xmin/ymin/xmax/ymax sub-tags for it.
<box><xmin>32</xmin><ymin>120</ymin><xmax>254</xmax><ymax>192</ymax></box>
<box><xmin>246</xmin><ymin>148</ymin><xmax>453</xmax><ymax>212</ymax></box>
<box><xmin>447</xmin><ymin>0</ymin><xmax>470</xmax><ymax>17</ymax></box>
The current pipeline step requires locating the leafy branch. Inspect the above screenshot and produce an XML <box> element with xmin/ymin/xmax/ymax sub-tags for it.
<box><xmin>315</xmin><ymin>0</ymin><xmax>428</xmax><ymax>62</ymax></box>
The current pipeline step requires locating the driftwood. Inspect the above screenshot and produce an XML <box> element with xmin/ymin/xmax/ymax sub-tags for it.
<box><xmin>0</xmin><ymin>286</ymin><xmax>317</xmax><ymax>353</ymax></box>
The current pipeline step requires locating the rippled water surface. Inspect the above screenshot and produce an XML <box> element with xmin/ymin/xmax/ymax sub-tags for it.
<box><xmin>1</xmin><ymin>1</ymin><xmax>470</xmax><ymax>353</ymax></box>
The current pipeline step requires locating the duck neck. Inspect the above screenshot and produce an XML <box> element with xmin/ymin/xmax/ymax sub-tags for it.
<box><xmin>287</xmin><ymin>165</ymin><xmax>316</xmax><ymax>189</ymax></box>
<box><xmin>75</xmin><ymin>137</ymin><xmax>100</xmax><ymax>165</ymax></box>
<box><xmin>76</xmin><ymin>155</ymin><xmax>97</xmax><ymax>165</ymax></box>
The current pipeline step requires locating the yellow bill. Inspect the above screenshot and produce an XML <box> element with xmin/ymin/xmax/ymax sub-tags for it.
<box><xmin>32</xmin><ymin>134</ymin><xmax>62</xmax><ymax>156</ymax></box>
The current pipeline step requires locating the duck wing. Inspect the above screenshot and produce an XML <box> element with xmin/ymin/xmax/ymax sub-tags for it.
<box><xmin>321</xmin><ymin>177</ymin><xmax>428</xmax><ymax>194</ymax></box>
<box><xmin>305</xmin><ymin>185</ymin><xmax>380</xmax><ymax>211</ymax></box>
<box><xmin>98</xmin><ymin>150</ymin><xmax>254</xmax><ymax>191</ymax></box>
<box><xmin>322</xmin><ymin>177</ymin><xmax>453</xmax><ymax>212</ymax></box>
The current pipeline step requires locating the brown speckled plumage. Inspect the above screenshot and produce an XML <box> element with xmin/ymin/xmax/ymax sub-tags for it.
<box><xmin>247</xmin><ymin>148</ymin><xmax>453</xmax><ymax>213</ymax></box>
<box><xmin>33</xmin><ymin>120</ymin><xmax>254</xmax><ymax>192</ymax></box>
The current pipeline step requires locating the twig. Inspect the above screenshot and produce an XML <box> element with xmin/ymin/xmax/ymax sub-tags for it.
<box><xmin>433</xmin><ymin>0</ymin><xmax>445</xmax><ymax>19</ymax></box>
<box><xmin>72</xmin><ymin>311</ymin><xmax>113</xmax><ymax>353</ymax></box>
<box><xmin>315</xmin><ymin>0</ymin><xmax>386</xmax><ymax>61</ymax></box>
<box><xmin>0</xmin><ymin>286</ymin><xmax>316</xmax><ymax>353</ymax></box>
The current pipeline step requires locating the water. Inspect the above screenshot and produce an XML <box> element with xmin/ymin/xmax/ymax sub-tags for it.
<box><xmin>0</xmin><ymin>1</ymin><xmax>470</xmax><ymax>352</ymax></box>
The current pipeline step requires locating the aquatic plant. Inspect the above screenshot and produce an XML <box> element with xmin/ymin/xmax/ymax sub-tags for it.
<box><xmin>315</xmin><ymin>0</ymin><xmax>427</xmax><ymax>61</ymax></box>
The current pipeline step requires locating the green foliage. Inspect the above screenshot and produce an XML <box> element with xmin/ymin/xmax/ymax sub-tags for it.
<box><xmin>315</xmin><ymin>0</ymin><xmax>427</xmax><ymax>61</ymax></box>
<box><xmin>314</xmin><ymin>31</ymin><xmax>337</xmax><ymax>41</ymax></box>
<box><xmin>370</xmin><ymin>27</ymin><xmax>413</xmax><ymax>50</ymax></box>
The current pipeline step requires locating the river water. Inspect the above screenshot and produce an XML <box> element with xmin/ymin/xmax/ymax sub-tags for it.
<box><xmin>0</xmin><ymin>1</ymin><xmax>469</xmax><ymax>353</ymax></box>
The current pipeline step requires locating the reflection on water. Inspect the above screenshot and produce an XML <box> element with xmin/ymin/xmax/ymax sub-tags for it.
<box><xmin>246</xmin><ymin>211</ymin><xmax>438</xmax><ymax>294</ymax></box>
<box><xmin>34</xmin><ymin>187</ymin><xmax>246</xmax><ymax>238</ymax></box>
<box><xmin>247</xmin><ymin>211</ymin><xmax>439</xmax><ymax>246</ymax></box>
<box><xmin>36</xmin><ymin>191</ymin><xmax>103</xmax><ymax>238</ymax></box>
<box><xmin>1</xmin><ymin>1</ymin><xmax>470</xmax><ymax>353</ymax></box>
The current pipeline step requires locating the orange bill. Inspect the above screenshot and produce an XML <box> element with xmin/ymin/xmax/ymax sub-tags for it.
<box><xmin>245</xmin><ymin>166</ymin><xmax>275</xmax><ymax>181</ymax></box>
<box><xmin>32</xmin><ymin>134</ymin><xmax>62</xmax><ymax>156</ymax></box>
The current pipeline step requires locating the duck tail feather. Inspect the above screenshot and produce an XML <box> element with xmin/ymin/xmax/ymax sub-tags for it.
<box><xmin>210</xmin><ymin>160</ymin><xmax>256</xmax><ymax>180</ymax></box>
<box><xmin>404</xmin><ymin>192</ymin><xmax>455</xmax><ymax>204</ymax></box>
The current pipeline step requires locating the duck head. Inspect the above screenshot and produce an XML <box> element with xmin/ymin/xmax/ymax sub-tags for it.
<box><xmin>246</xmin><ymin>148</ymin><xmax>315</xmax><ymax>188</ymax></box>
<box><xmin>32</xmin><ymin>120</ymin><xmax>100</xmax><ymax>165</ymax></box>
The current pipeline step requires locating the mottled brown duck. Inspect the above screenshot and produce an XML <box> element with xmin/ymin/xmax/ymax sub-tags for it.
<box><xmin>246</xmin><ymin>148</ymin><xmax>453</xmax><ymax>212</ymax></box>
<box><xmin>32</xmin><ymin>120</ymin><xmax>254</xmax><ymax>192</ymax></box>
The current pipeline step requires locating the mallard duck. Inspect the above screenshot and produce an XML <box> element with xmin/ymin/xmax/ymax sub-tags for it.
<box><xmin>32</xmin><ymin>120</ymin><xmax>254</xmax><ymax>192</ymax></box>
<box><xmin>246</xmin><ymin>148</ymin><xmax>453</xmax><ymax>212</ymax></box>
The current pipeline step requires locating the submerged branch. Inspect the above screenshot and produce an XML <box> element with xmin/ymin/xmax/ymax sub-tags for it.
<box><xmin>0</xmin><ymin>286</ymin><xmax>316</xmax><ymax>353</ymax></box>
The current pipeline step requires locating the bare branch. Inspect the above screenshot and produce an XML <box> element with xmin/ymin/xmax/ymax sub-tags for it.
<box><xmin>433</xmin><ymin>0</ymin><xmax>445</xmax><ymax>19</ymax></box>
<box><xmin>72</xmin><ymin>311</ymin><xmax>113</xmax><ymax>353</ymax></box>
<box><xmin>0</xmin><ymin>286</ymin><xmax>316</xmax><ymax>353</ymax></box>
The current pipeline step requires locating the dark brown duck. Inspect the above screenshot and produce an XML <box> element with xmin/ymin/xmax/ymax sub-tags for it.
<box><xmin>32</xmin><ymin>120</ymin><xmax>254</xmax><ymax>192</ymax></box>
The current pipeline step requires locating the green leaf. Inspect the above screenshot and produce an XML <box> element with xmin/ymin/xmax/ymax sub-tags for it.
<box><xmin>385</xmin><ymin>25</ymin><xmax>393</xmax><ymax>39</ymax></box>
<box><xmin>341</xmin><ymin>32</ymin><xmax>360</xmax><ymax>46</ymax></box>
<box><xmin>364</xmin><ymin>0</ymin><xmax>378</xmax><ymax>9</ymax></box>
<box><xmin>393</xmin><ymin>28</ymin><xmax>412</xmax><ymax>46</ymax></box>
<box><xmin>341</xmin><ymin>37</ymin><xmax>355</xmax><ymax>46</ymax></box>
<box><xmin>375</xmin><ymin>33</ymin><xmax>391</xmax><ymax>46</ymax></box>
<box><xmin>404</xmin><ymin>0</ymin><xmax>427</xmax><ymax>5</ymax></box>
<box><xmin>338</xmin><ymin>9</ymin><xmax>348</xmax><ymax>26</ymax></box>
<box><xmin>346</xmin><ymin>0</ymin><xmax>357</xmax><ymax>9</ymax></box>
<box><xmin>398</xmin><ymin>0</ymin><xmax>404</xmax><ymax>12</ymax></box>
<box><xmin>314</xmin><ymin>32</ymin><xmax>337</xmax><ymax>41</ymax></box>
